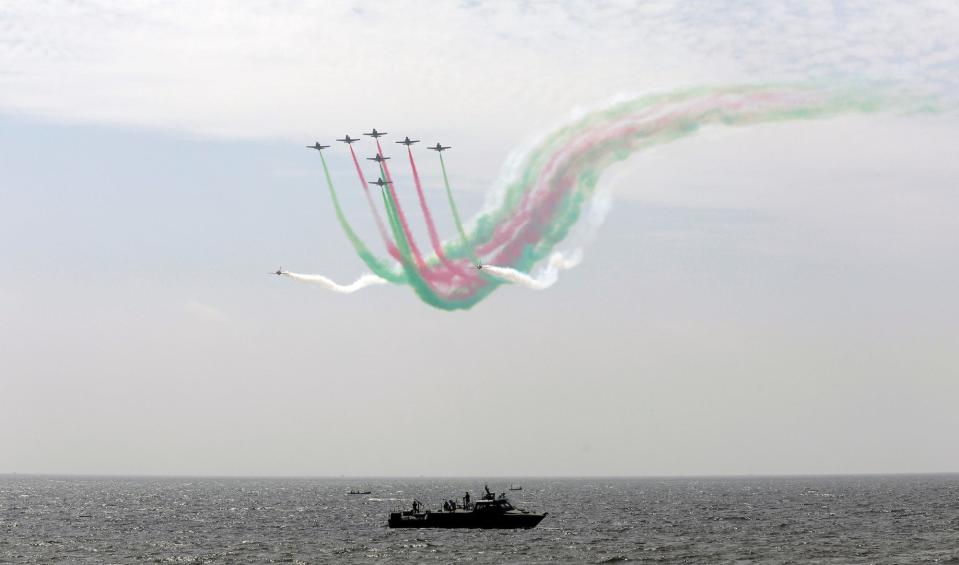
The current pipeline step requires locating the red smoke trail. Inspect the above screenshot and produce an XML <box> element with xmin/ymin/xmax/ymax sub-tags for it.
<box><xmin>437</xmin><ymin>91</ymin><xmax>797</xmax><ymax>294</ymax></box>
<box><xmin>373</xmin><ymin>139</ymin><xmax>476</xmax><ymax>291</ymax></box>
<box><xmin>474</xmin><ymin>99</ymin><xmax>706</xmax><ymax>258</ymax></box>
<box><xmin>406</xmin><ymin>146</ymin><xmax>473</xmax><ymax>278</ymax></box>
<box><xmin>483</xmin><ymin>118</ymin><xmax>674</xmax><ymax>262</ymax></box>
<box><xmin>348</xmin><ymin>145</ymin><xmax>400</xmax><ymax>261</ymax></box>
<box><xmin>373</xmin><ymin>139</ymin><xmax>431</xmax><ymax>272</ymax></box>
<box><xmin>483</xmin><ymin>91</ymin><xmax>794</xmax><ymax>266</ymax></box>
<box><xmin>472</xmin><ymin>119</ymin><xmax>624</xmax><ymax>257</ymax></box>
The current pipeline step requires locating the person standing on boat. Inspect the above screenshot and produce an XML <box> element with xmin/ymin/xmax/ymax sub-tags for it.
<box><xmin>484</xmin><ymin>485</ymin><xmax>494</xmax><ymax>500</ymax></box>
<box><xmin>463</xmin><ymin>491</ymin><xmax>470</xmax><ymax>509</ymax></box>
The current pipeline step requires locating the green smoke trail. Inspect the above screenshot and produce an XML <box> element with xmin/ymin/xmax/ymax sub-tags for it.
<box><xmin>377</xmin><ymin>170</ymin><xmax>502</xmax><ymax>311</ymax></box>
<box><xmin>382</xmin><ymin>190</ymin><xmax>459</xmax><ymax>309</ymax></box>
<box><xmin>375</xmin><ymin>168</ymin><xmax>451</xmax><ymax>309</ymax></box>
<box><xmin>437</xmin><ymin>152</ymin><xmax>478</xmax><ymax>263</ymax></box>
<box><xmin>317</xmin><ymin>151</ymin><xmax>405</xmax><ymax>284</ymax></box>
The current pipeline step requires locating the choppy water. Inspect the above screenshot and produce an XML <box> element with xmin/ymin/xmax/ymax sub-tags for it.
<box><xmin>2</xmin><ymin>475</ymin><xmax>958</xmax><ymax>563</ymax></box>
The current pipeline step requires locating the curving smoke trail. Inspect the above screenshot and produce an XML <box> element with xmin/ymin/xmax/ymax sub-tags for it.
<box><xmin>281</xmin><ymin>270</ymin><xmax>388</xmax><ymax>293</ymax></box>
<box><xmin>346</xmin><ymin>144</ymin><xmax>398</xmax><ymax>261</ymax></box>
<box><xmin>479</xmin><ymin>251</ymin><xmax>583</xmax><ymax>290</ymax></box>
<box><xmin>293</xmin><ymin>83</ymin><xmax>932</xmax><ymax>310</ymax></box>
<box><xmin>314</xmin><ymin>149</ymin><xmax>404</xmax><ymax>284</ymax></box>
<box><xmin>437</xmin><ymin>149</ymin><xmax>477</xmax><ymax>263</ymax></box>
<box><xmin>373</xmin><ymin>139</ymin><xmax>431</xmax><ymax>274</ymax></box>
<box><xmin>406</xmin><ymin>146</ymin><xmax>472</xmax><ymax>278</ymax></box>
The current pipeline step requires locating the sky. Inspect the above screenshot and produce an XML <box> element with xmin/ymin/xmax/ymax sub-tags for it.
<box><xmin>1</xmin><ymin>1</ymin><xmax>958</xmax><ymax>477</ymax></box>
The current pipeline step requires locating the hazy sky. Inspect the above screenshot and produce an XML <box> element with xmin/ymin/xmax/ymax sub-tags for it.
<box><xmin>2</xmin><ymin>1</ymin><xmax>958</xmax><ymax>476</ymax></box>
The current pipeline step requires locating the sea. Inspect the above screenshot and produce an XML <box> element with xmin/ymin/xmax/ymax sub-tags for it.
<box><xmin>2</xmin><ymin>474</ymin><xmax>957</xmax><ymax>563</ymax></box>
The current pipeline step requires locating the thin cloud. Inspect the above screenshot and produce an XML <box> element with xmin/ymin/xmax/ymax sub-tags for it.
<box><xmin>0</xmin><ymin>1</ymin><xmax>955</xmax><ymax>139</ymax></box>
<box><xmin>184</xmin><ymin>300</ymin><xmax>229</xmax><ymax>323</ymax></box>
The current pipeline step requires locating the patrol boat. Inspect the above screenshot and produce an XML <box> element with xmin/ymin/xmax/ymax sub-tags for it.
<box><xmin>387</xmin><ymin>487</ymin><xmax>546</xmax><ymax>529</ymax></box>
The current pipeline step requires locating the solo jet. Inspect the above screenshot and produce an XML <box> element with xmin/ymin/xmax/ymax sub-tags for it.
<box><xmin>306</xmin><ymin>142</ymin><xmax>330</xmax><ymax>151</ymax></box>
<box><xmin>396</xmin><ymin>136</ymin><xmax>419</xmax><ymax>146</ymax></box>
<box><xmin>271</xmin><ymin>268</ymin><xmax>284</xmax><ymax>275</ymax></box>
<box><xmin>337</xmin><ymin>135</ymin><xmax>360</xmax><ymax>144</ymax></box>
<box><xmin>369</xmin><ymin>178</ymin><xmax>392</xmax><ymax>188</ymax></box>
<box><xmin>367</xmin><ymin>154</ymin><xmax>391</xmax><ymax>163</ymax></box>
<box><xmin>428</xmin><ymin>143</ymin><xmax>451</xmax><ymax>152</ymax></box>
<box><xmin>364</xmin><ymin>128</ymin><xmax>387</xmax><ymax>138</ymax></box>
<box><xmin>473</xmin><ymin>264</ymin><xmax>484</xmax><ymax>270</ymax></box>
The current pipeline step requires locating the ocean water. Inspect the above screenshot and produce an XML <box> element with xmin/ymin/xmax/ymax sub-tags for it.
<box><xmin>1</xmin><ymin>475</ymin><xmax>958</xmax><ymax>563</ymax></box>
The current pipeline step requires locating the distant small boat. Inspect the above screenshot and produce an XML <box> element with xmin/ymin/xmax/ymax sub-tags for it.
<box><xmin>348</xmin><ymin>489</ymin><xmax>371</xmax><ymax>495</ymax></box>
<box><xmin>509</xmin><ymin>484</ymin><xmax>522</xmax><ymax>491</ymax></box>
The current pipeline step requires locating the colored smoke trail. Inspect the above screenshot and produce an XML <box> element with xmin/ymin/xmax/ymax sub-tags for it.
<box><xmin>295</xmin><ymin>84</ymin><xmax>930</xmax><ymax>310</ymax></box>
<box><xmin>313</xmin><ymin>150</ymin><xmax>403</xmax><ymax>284</ymax></box>
<box><xmin>375</xmin><ymin>171</ymin><xmax>449</xmax><ymax>308</ymax></box>
<box><xmin>347</xmin><ymin>145</ymin><xmax>398</xmax><ymax>260</ymax></box>
<box><xmin>281</xmin><ymin>270</ymin><xmax>388</xmax><ymax>293</ymax></box>
<box><xmin>406</xmin><ymin>146</ymin><xmax>473</xmax><ymax>277</ymax></box>
<box><xmin>438</xmin><ymin>150</ymin><xmax>478</xmax><ymax>264</ymax></box>
<box><xmin>373</xmin><ymin>139</ymin><xmax>431</xmax><ymax>273</ymax></box>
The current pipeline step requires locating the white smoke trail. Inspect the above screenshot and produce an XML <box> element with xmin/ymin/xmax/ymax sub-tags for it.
<box><xmin>479</xmin><ymin>251</ymin><xmax>583</xmax><ymax>290</ymax></box>
<box><xmin>281</xmin><ymin>271</ymin><xmax>387</xmax><ymax>293</ymax></box>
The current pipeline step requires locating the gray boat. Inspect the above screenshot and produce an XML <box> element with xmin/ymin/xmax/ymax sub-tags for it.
<box><xmin>388</xmin><ymin>486</ymin><xmax>546</xmax><ymax>529</ymax></box>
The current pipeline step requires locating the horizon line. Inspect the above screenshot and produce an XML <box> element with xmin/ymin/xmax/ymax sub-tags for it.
<box><xmin>2</xmin><ymin>471</ymin><xmax>957</xmax><ymax>480</ymax></box>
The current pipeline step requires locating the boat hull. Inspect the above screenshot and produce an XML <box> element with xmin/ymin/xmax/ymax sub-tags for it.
<box><xmin>388</xmin><ymin>510</ymin><xmax>546</xmax><ymax>529</ymax></box>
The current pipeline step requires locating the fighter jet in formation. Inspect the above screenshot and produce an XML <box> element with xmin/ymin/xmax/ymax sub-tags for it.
<box><xmin>366</xmin><ymin>154</ymin><xmax>391</xmax><ymax>163</ymax></box>
<box><xmin>369</xmin><ymin>178</ymin><xmax>392</xmax><ymax>188</ymax></box>
<box><xmin>427</xmin><ymin>143</ymin><xmax>451</xmax><ymax>152</ymax></box>
<box><xmin>336</xmin><ymin>134</ymin><xmax>360</xmax><ymax>144</ymax></box>
<box><xmin>473</xmin><ymin>264</ymin><xmax>484</xmax><ymax>270</ymax></box>
<box><xmin>306</xmin><ymin>142</ymin><xmax>330</xmax><ymax>151</ymax></box>
<box><xmin>396</xmin><ymin>136</ymin><xmax>419</xmax><ymax>146</ymax></box>
<box><xmin>364</xmin><ymin>128</ymin><xmax>387</xmax><ymax>139</ymax></box>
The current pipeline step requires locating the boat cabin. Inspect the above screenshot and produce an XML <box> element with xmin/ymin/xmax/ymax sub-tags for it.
<box><xmin>472</xmin><ymin>498</ymin><xmax>514</xmax><ymax>513</ymax></box>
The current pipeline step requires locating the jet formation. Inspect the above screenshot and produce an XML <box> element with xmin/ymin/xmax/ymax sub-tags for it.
<box><xmin>313</xmin><ymin>129</ymin><xmax>449</xmax><ymax>184</ymax></box>
<box><xmin>274</xmin><ymin>130</ymin><xmax>479</xmax><ymax>276</ymax></box>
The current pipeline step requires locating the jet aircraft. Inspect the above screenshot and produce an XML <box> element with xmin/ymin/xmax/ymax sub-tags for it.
<box><xmin>364</xmin><ymin>128</ymin><xmax>387</xmax><ymax>138</ymax></box>
<box><xmin>369</xmin><ymin>178</ymin><xmax>392</xmax><ymax>189</ymax></box>
<box><xmin>367</xmin><ymin>154</ymin><xmax>391</xmax><ymax>163</ymax></box>
<box><xmin>306</xmin><ymin>142</ymin><xmax>330</xmax><ymax>151</ymax></box>
<box><xmin>271</xmin><ymin>268</ymin><xmax>284</xmax><ymax>275</ymax></box>
<box><xmin>337</xmin><ymin>135</ymin><xmax>360</xmax><ymax>144</ymax></box>
<box><xmin>396</xmin><ymin>136</ymin><xmax>419</xmax><ymax>146</ymax></box>
<box><xmin>428</xmin><ymin>143</ymin><xmax>451</xmax><ymax>152</ymax></box>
